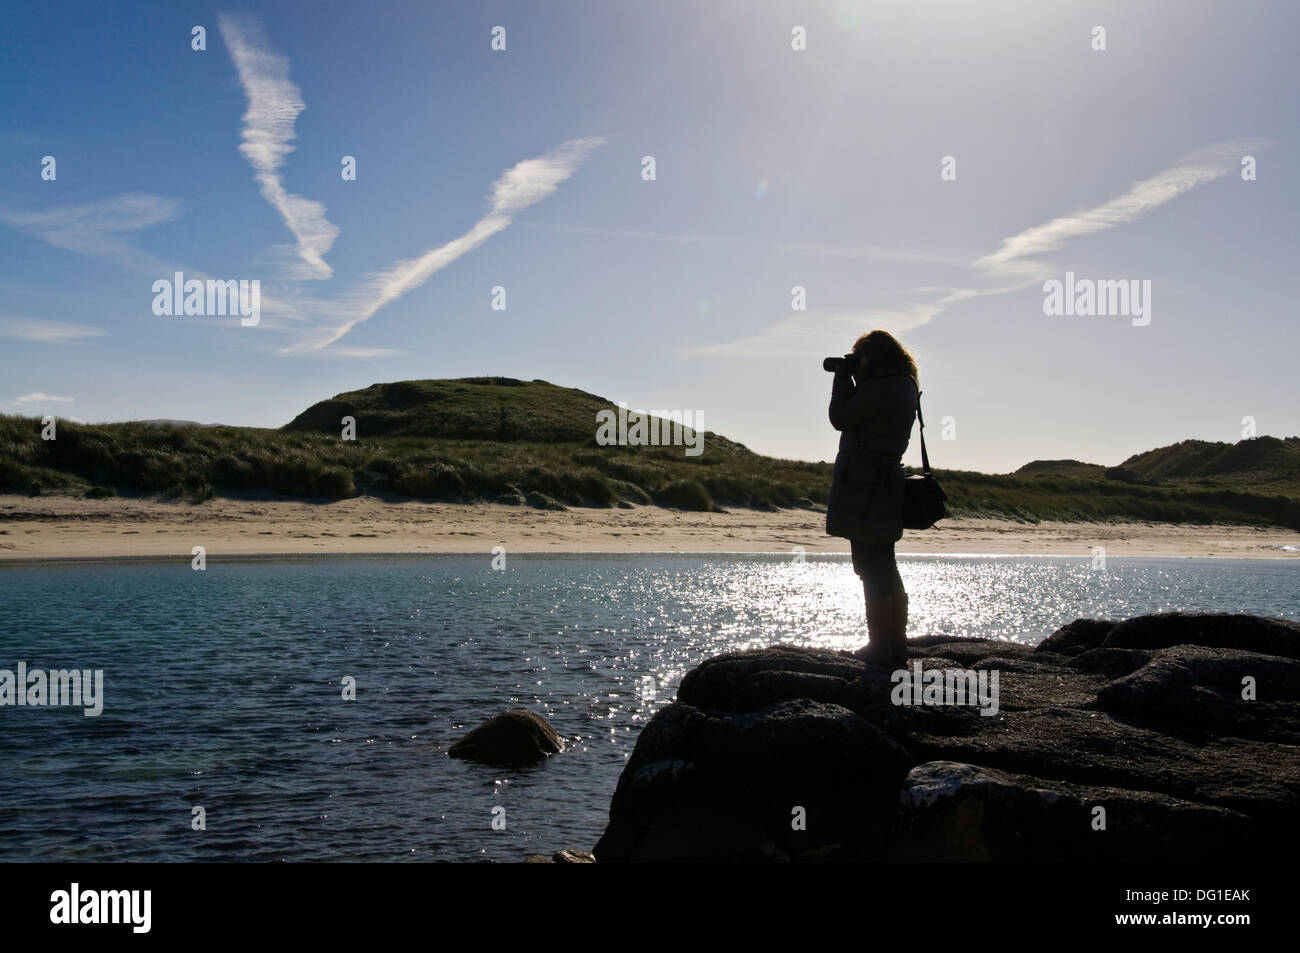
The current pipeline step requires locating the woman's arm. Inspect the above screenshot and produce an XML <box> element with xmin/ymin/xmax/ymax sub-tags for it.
<box><xmin>829</xmin><ymin>366</ymin><xmax>873</xmax><ymax>431</ymax></box>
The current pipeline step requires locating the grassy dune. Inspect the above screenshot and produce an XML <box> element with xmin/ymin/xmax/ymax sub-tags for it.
<box><xmin>2</xmin><ymin>377</ymin><xmax>1298</xmax><ymax>529</ymax></box>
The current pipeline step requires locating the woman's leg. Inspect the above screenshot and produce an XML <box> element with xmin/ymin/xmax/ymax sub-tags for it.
<box><xmin>852</xmin><ymin>540</ymin><xmax>902</xmax><ymax>598</ymax></box>
<box><xmin>851</xmin><ymin>541</ymin><xmax>907</xmax><ymax>665</ymax></box>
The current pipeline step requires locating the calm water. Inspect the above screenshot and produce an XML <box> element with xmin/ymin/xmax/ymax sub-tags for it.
<box><xmin>1</xmin><ymin>553</ymin><xmax>1296</xmax><ymax>862</ymax></box>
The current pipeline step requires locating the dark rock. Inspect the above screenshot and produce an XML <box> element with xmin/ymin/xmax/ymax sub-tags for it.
<box><xmin>908</xmin><ymin>634</ymin><xmax>992</xmax><ymax>649</ymax></box>
<box><xmin>1095</xmin><ymin>644</ymin><xmax>1300</xmax><ymax>744</ymax></box>
<box><xmin>1101</xmin><ymin>612</ymin><xmax>1300</xmax><ymax>660</ymax></box>
<box><xmin>594</xmin><ymin>699</ymin><xmax>913</xmax><ymax>862</ymax></box>
<box><xmin>913</xmin><ymin>639</ymin><xmax>1038</xmax><ymax>666</ymax></box>
<box><xmin>968</xmin><ymin>655</ymin><xmax>1061</xmax><ymax>674</ymax></box>
<box><xmin>1034</xmin><ymin>618</ymin><xmax>1117</xmax><ymax>656</ymax></box>
<box><xmin>627</xmin><ymin>806</ymin><xmax>779</xmax><ymax>862</ymax></box>
<box><xmin>552</xmin><ymin>849</ymin><xmax>596</xmax><ymax>863</ymax></box>
<box><xmin>839</xmin><ymin>669</ymin><xmax>908</xmax><ymax>714</ymax></box>
<box><xmin>897</xmin><ymin>706</ymin><xmax>1299</xmax><ymax>834</ymax></box>
<box><xmin>1067</xmin><ymin>647</ymin><xmax>1152</xmax><ymax>679</ymax></box>
<box><xmin>736</xmin><ymin>670</ymin><xmax>851</xmax><ymax>711</ymax></box>
<box><xmin>970</xmin><ymin>660</ymin><xmax>1107</xmax><ymax>712</ymax></box>
<box><xmin>521</xmin><ymin>849</ymin><xmax>597</xmax><ymax>863</ymax></box>
<box><xmin>447</xmin><ymin>709</ymin><xmax>563</xmax><ymax>765</ymax></box>
<box><xmin>676</xmin><ymin>646</ymin><xmax>865</xmax><ymax>712</ymax></box>
<box><xmin>899</xmin><ymin>761</ymin><xmax>1255</xmax><ymax>861</ymax></box>
<box><xmin>595</xmin><ymin>613</ymin><xmax>1300</xmax><ymax>861</ymax></box>
<box><xmin>866</xmin><ymin>693</ymin><xmax>991</xmax><ymax>740</ymax></box>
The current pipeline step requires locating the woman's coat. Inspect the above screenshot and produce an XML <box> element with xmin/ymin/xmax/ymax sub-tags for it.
<box><xmin>825</xmin><ymin>367</ymin><xmax>919</xmax><ymax>542</ymax></box>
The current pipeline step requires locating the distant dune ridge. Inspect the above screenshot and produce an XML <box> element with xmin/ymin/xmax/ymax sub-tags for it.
<box><xmin>1016</xmin><ymin>435</ymin><xmax>1300</xmax><ymax>485</ymax></box>
<box><xmin>1</xmin><ymin>377</ymin><xmax>1298</xmax><ymax>529</ymax></box>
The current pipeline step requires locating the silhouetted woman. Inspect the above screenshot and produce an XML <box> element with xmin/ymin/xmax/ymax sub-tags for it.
<box><xmin>825</xmin><ymin>330</ymin><xmax>919</xmax><ymax>666</ymax></box>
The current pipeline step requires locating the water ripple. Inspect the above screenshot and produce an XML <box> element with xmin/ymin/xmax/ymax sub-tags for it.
<box><xmin>0</xmin><ymin>553</ymin><xmax>1295</xmax><ymax>860</ymax></box>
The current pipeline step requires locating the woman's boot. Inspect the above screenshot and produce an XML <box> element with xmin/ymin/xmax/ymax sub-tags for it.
<box><xmin>891</xmin><ymin>591</ymin><xmax>909</xmax><ymax>665</ymax></box>
<box><xmin>857</xmin><ymin>587</ymin><xmax>906</xmax><ymax>668</ymax></box>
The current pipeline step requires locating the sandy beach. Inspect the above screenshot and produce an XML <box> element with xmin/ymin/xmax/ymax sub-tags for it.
<box><xmin>1</xmin><ymin>493</ymin><xmax>1296</xmax><ymax>562</ymax></box>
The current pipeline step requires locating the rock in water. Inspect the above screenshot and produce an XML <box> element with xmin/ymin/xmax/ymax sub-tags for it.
<box><xmin>522</xmin><ymin>849</ymin><xmax>597</xmax><ymax>863</ymax></box>
<box><xmin>551</xmin><ymin>848</ymin><xmax>596</xmax><ymax>863</ymax></box>
<box><xmin>448</xmin><ymin>709</ymin><xmax>563</xmax><ymax>765</ymax></box>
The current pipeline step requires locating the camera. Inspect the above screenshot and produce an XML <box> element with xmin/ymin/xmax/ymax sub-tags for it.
<box><xmin>823</xmin><ymin>354</ymin><xmax>857</xmax><ymax>373</ymax></box>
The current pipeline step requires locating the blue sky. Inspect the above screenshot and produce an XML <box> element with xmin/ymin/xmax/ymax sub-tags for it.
<box><xmin>1</xmin><ymin>0</ymin><xmax>1296</xmax><ymax>472</ymax></box>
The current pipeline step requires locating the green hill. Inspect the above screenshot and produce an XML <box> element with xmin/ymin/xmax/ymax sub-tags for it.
<box><xmin>1013</xmin><ymin>459</ymin><xmax>1107</xmax><ymax>478</ymax></box>
<box><xmin>284</xmin><ymin>377</ymin><xmax>618</xmax><ymax>443</ymax></box>
<box><xmin>0</xmin><ymin>378</ymin><xmax>813</xmax><ymax>512</ymax></box>
<box><xmin>1</xmin><ymin>377</ymin><xmax>1298</xmax><ymax>528</ymax></box>
<box><xmin>282</xmin><ymin>376</ymin><xmax>751</xmax><ymax>453</ymax></box>
<box><xmin>1121</xmin><ymin>436</ymin><xmax>1300</xmax><ymax>486</ymax></box>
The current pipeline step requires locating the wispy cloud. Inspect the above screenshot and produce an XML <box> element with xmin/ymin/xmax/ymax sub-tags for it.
<box><xmin>217</xmin><ymin>15</ymin><xmax>602</xmax><ymax>353</ymax></box>
<box><xmin>0</xmin><ymin>317</ymin><xmax>105</xmax><ymax>343</ymax></box>
<box><xmin>691</xmin><ymin>139</ymin><xmax>1265</xmax><ymax>358</ymax></box>
<box><xmin>680</xmin><ymin>304</ymin><xmax>941</xmax><ymax>360</ymax></box>
<box><xmin>281</xmin><ymin>136</ymin><xmax>606</xmax><ymax>352</ymax></box>
<box><xmin>775</xmin><ymin>241</ymin><xmax>970</xmax><ymax>268</ymax></box>
<box><xmin>14</xmin><ymin>392</ymin><xmax>74</xmax><ymax>405</ymax></box>
<box><xmin>522</xmin><ymin>223</ymin><xmax>968</xmax><ymax>266</ymax></box>
<box><xmin>0</xmin><ymin>194</ymin><xmax>181</xmax><ymax>276</ymax></box>
<box><xmin>973</xmin><ymin>141</ymin><xmax>1262</xmax><ymax>279</ymax></box>
<box><xmin>218</xmin><ymin>12</ymin><xmax>339</xmax><ymax>280</ymax></box>
<box><xmin>521</xmin><ymin>222</ymin><xmax>743</xmax><ymax>249</ymax></box>
<box><xmin>298</xmin><ymin>344</ymin><xmax>405</xmax><ymax>359</ymax></box>
<box><xmin>4</xmin><ymin>15</ymin><xmax>600</xmax><ymax>359</ymax></box>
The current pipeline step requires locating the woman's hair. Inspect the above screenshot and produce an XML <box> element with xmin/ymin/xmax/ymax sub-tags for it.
<box><xmin>852</xmin><ymin>330</ymin><xmax>918</xmax><ymax>383</ymax></box>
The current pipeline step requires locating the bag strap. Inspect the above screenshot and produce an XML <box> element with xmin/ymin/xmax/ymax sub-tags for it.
<box><xmin>915</xmin><ymin>384</ymin><xmax>932</xmax><ymax>476</ymax></box>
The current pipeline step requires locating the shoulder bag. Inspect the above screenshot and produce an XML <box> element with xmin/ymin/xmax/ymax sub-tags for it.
<box><xmin>902</xmin><ymin>388</ymin><xmax>948</xmax><ymax>530</ymax></box>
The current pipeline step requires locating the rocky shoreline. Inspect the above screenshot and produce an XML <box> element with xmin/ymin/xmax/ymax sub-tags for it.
<box><xmin>590</xmin><ymin>613</ymin><xmax>1300</xmax><ymax>861</ymax></box>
